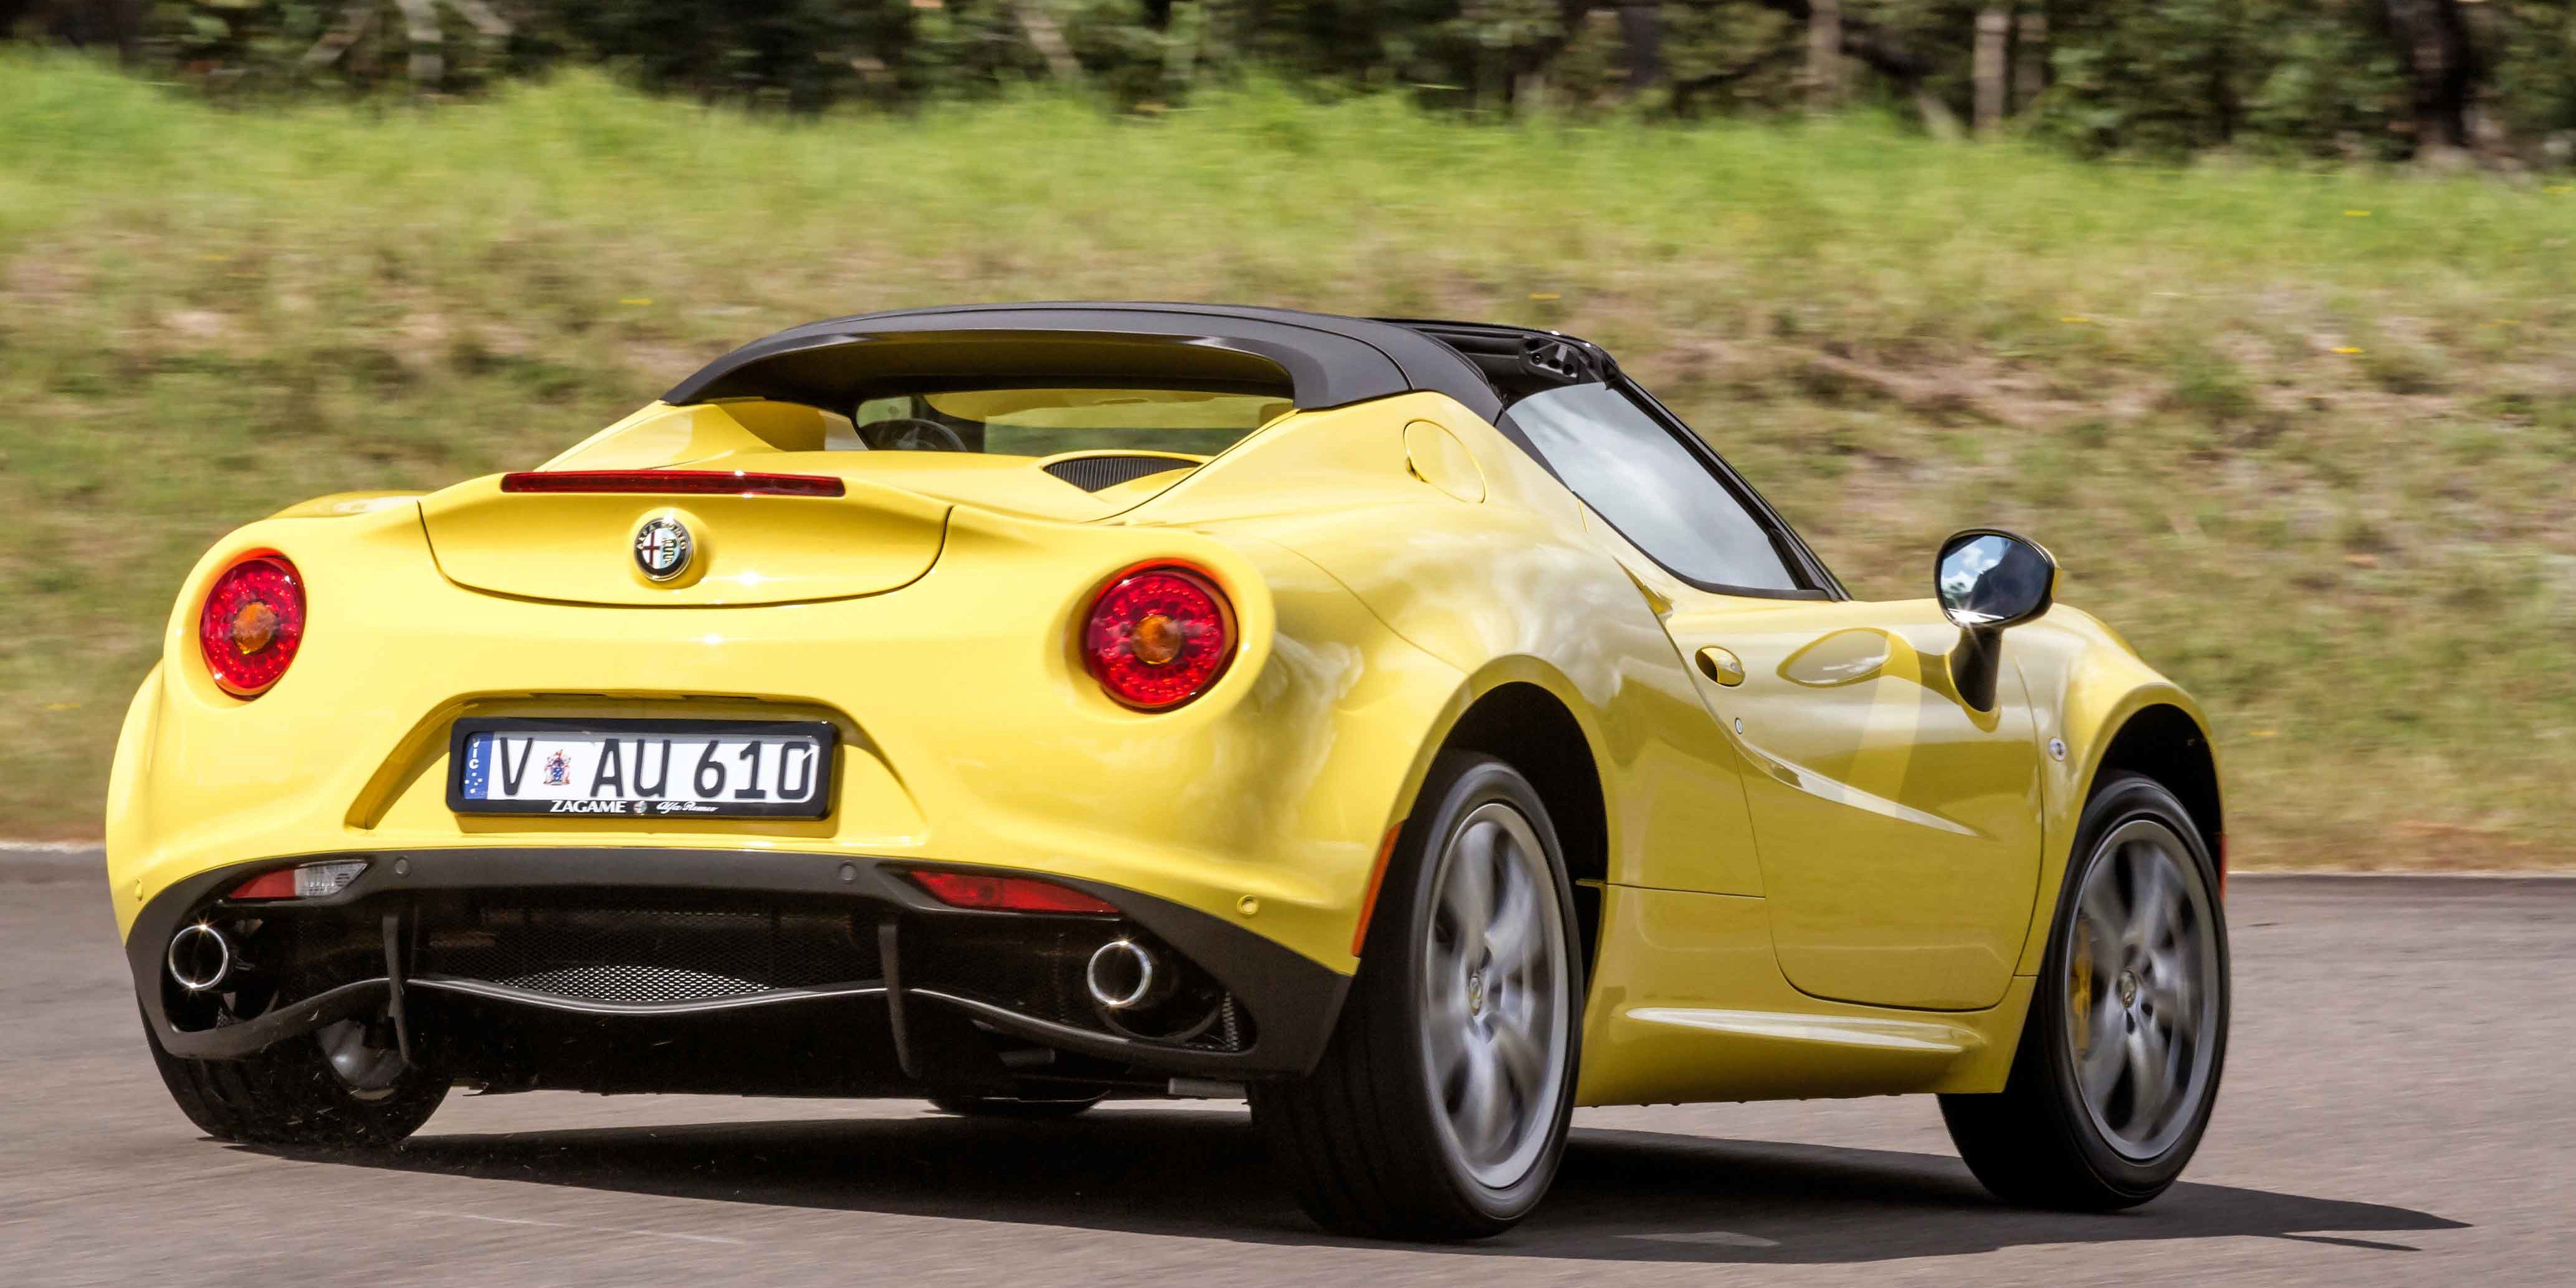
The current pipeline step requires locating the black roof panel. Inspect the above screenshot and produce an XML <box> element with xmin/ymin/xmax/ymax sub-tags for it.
<box><xmin>662</xmin><ymin>302</ymin><xmax>1513</xmax><ymax>421</ymax></box>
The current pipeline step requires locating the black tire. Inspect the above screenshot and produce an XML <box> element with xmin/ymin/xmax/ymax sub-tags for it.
<box><xmin>1940</xmin><ymin>773</ymin><xmax>2230</xmax><ymax>1209</ymax></box>
<box><xmin>926</xmin><ymin>1092</ymin><xmax>1102</xmax><ymax>1119</ymax></box>
<box><xmin>143</xmin><ymin>1011</ymin><xmax>447</xmax><ymax>1148</ymax></box>
<box><xmin>1251</xmin><ymin>751</ymin><xmax>1582</xmax><ymax>1241</ymax></box>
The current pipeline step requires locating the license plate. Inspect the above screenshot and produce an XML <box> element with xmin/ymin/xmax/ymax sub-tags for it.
<box><xmin>447</xmin><ymin>719</ymin><xmax>836</xmax><ymax>819</ymax></box>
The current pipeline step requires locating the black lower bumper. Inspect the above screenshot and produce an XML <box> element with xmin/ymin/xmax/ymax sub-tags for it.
<box><xmin>128</xmin><ymin>847</ymin><xmax>1350</xmax><ymax>1088</ymax></box>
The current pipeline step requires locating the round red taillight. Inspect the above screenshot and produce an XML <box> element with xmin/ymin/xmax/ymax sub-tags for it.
<box><xmin>198</xmin><ymin>555</ymin><xmax>305</xmax><ymax>697</ymax></box>
<box><xmin>1081</xmin><ymin>565</ymin><xmax>1235</xmax><ymax>711</ymax></box>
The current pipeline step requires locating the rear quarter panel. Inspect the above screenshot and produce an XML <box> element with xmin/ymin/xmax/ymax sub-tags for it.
<box><xmin>1137</xmin><ymin>393</ymin><xmax>1768</xmax><ymax>898</ymax></box>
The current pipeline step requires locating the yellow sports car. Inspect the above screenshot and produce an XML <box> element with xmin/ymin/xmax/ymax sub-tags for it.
<box><xmin>108</xmin><ymin>303</ymin><xmax>2226</xmax><ymax>1239</ymax></box>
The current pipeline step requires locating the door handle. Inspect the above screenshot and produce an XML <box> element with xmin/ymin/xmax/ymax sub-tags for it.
<box><xmin>1694</xmin><ymin>646</ymin><xmax>1747</xmax><ymax>687</ymax></box>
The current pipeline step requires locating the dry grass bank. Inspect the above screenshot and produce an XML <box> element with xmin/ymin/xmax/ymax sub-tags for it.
<box><xmin>5</xmin><ymin>57</ymin><xmax>2572</xmax><ymax>864</ymax></box>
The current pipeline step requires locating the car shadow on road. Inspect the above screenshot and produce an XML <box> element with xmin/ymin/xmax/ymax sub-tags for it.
<box><xmin>259</xmin><ymin>1107</ymin><xmax>2465</xmax><ymax>1263</ymax></box>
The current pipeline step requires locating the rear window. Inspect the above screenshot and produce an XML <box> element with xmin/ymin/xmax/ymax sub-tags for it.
<box><xmin>846</xmin><ymin>388</ymin><xmax>1293</xmax><ymax>457</ymax></box>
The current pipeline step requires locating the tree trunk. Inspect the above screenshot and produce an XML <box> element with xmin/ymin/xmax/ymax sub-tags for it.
<box><xmin>1618</xmin><ymin>1</ymin><xmax>1662</xmax><ymax>93</ymax></box>
<box><xmin>394</xmin><ymin>0</ymin><xmax>443</xmax><ymax>88</ymax></box>
<box><xmin>449</xmin><ymin>0</ymin><xmax>510</xmax><ymax>39</ymax></box>
<box><xmin>2014</xmin><ymin>9</ymin><xmax>2048</xmax><ymax>112</ymax></box>
<box><xmin>1013</xmin><ymin>1</ymin><xmax>1082</xmax><ymax>81</ymax></box>
<box><xmin>1745</xmin><ymin>0</ymin><xmax>1940</xmax><ymax>114</ymax></box>
<box><xmin>1973</xmin><ymin>7</ymin><xmax>2009</xmax><ymax>134</ymax></box>
<box><xmin>305</xmin><ymin>2</ymin><xmax>379</xmax><ymax>68</ymax></box>
<box><xmin>2382</xmin><ymin>0</ymin><xmax>2478</xmax><ymax>155</ymax></box>
<box><xmin>1807</xmin><ymin>0</ymin><xmax>1843</xmax><ymax>112</ymax></box>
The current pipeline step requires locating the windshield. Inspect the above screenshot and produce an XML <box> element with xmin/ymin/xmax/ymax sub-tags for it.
<box><xmin>844</xmin><ymin>388</ymin><xmax>1292</xmax><ymax>457</ymax></box>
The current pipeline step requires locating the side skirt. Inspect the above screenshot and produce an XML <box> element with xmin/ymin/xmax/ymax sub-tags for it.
<box><xmin>1576</xmin><ymin>884</ymin><xmax>2033</xmax><ymax>1105</ymax></box>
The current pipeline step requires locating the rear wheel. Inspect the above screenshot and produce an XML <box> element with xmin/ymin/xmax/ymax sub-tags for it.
<box><xmin>143</xmin><ymin>1011</ymin><xmax>447</xmax><ymax>1148</ymax></box>
<box><xmin>1252</xmin><ymin>752</ymin><xmax>1581</xmax><ymax>1241</ymax></box>
<box><xmin>1941</xmin><ymin>773</ymin><xmax>2228</xmax><ymax>1209</ymax></box>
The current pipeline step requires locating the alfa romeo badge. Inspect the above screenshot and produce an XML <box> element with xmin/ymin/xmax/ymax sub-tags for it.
<box><xmin>632</xmin><ymin>516</ymin><xmax>692</xmax><ymax>581</ymax></box>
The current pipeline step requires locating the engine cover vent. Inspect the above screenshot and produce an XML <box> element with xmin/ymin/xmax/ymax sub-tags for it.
<box><xmin>1043</xmin><ymin>455</ymin><xmax>1195</xmax><ymax>493</ymax></box>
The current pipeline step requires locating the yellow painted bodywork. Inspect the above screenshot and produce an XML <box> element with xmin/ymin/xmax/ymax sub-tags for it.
<box><xmin>106</xmin><ymin>388</ymin><xmax>2214</xmax><ymax>1107</ymax></box>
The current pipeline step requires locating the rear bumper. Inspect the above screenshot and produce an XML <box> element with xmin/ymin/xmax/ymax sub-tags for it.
<box><xmin>129</xmin><ymin>847</ymin><xmax>1350</xmax><ymax>1086</ymax></box>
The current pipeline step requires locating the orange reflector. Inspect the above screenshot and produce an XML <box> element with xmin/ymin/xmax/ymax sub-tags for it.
<box><xmin>1350</xmin><ymin>821</ymin><xmax>1406</xmax><ymax>958</ymax></box>
<box><xmin>230</xmin><ymin>599</ymin><xmax>280</xmax><ymax>655</ymax></box>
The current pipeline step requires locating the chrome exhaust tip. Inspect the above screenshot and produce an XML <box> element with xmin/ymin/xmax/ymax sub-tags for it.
<box><xmin>1085</xmin><ymin>938</ymin><xmax>1162</xmax><ymax>1011</ymax></box>
<box><xmin>166</xmin><ymin>923</ymin><xmax>232</xmax><ymax>993</ymax></box>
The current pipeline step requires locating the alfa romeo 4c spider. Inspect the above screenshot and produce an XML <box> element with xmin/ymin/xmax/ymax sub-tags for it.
<box><xmin>110</xmin><ymin>303</ymin><xmax>2227</xmax><ymax>1240</ymax></box>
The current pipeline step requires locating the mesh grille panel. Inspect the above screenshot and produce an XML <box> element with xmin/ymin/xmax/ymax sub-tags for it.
<box><xmin>1042</xmin><ymin>456</ymin><xmax>1193</xmax><ymax>492</ymax></box>
<box><xmin>505</xmin><ymin>963</ymin><xmax>783</xmax><ymax>1004</ymax></box>
<box><xmin>421</xmin><ymin>904</ymin><xmax>875</xmax><ymax>1003</ymax></box>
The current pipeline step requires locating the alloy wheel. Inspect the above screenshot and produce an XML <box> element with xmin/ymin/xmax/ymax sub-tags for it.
<box><xmin>2064</xmin><ymin>817</ymin><xmax>2222</xmax><ymax>1161</ymax></box>
<box><xmin>1418</xmin><ymin>801</ymin><xmax>1572</xmax><ymax>1190</ymax></box>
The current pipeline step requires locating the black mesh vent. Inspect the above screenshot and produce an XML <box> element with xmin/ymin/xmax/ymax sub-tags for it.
<box><xmin>497</xmin><ymin>963</ymin><xmax>793</xmax><ymax>1004</ymax></box>
<box><xmin>1042</xmin><ymin>456</ymin><xmax>1194</xmax><ymax>492</ymax></box>
<box><xmin>420</xmin><ymin>904</ymin><xmax>875</xmax><ymax>1003</ymax></box>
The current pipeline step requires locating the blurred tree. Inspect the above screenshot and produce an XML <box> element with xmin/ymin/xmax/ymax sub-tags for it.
<box><xmin>2382</xmin><ymin>0</ymin><xmax>2477</xmax><ymax>155</ymax></box>
<box><xmin>303</xmin><ymin>0</ymin><xmax>510</xmax><ymax>88</ymax></box>
<box><xmin>2011</xmin><ymin>4</ymin><xmax>2042</xmax><ymax>110</ymax></box>
<box><xmin>7</xmin><ymin>0</ymin><xmax>2572</xmax><ymax>164</ymax></box>
<box><xmin>2484</xmin><ymin>2</ymin><xmax>2576</xmax><ymax>155</ymax></box>
<box><xmin>1807</xmin><ymin>0</ymin><xmax>1841</xmax><ymax>111</ymax></box>
<box><xmin>1972</xmin><ymin>3</ymin><xmax>2003</xmax><ymax>131</ymax></box>
<box><xmin>2</xmin><ymin>0</ymin><xmax>146</xmax><ymax>58</ymax></box>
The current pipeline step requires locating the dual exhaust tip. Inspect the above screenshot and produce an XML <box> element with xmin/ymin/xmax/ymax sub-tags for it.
<box><xmin>1085</xmin><ymin>938</ymin><xmax>1169</xmax><ymax>1012</ymax></box>
<box><xmin>166</xmin><ymin>923</ymin><xmax>232</xmax><ymax>993</ymax></box>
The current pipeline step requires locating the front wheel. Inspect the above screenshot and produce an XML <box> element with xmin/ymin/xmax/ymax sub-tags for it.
<box><xmin>1252</xmin><ymin>752</ymin><xmax>1581</xmax><ymax>1241</ymax></box>
<box><xmin>1941</xmin><ymin>773</ymin><xmax>2229</xmax><ymax>1209</ymax></box>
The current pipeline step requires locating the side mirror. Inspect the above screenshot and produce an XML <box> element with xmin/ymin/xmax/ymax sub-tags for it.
<box><xmin>1936</xmin><ymin>529</ymin><xmax>2058</xmax><ymax>711</ymax></box>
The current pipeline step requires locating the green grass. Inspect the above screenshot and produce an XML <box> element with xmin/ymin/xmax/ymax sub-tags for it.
<box><xmin>6</xmin><ymin>55</ymin><xmax>2574</xmax><ymax>867</ymax></box>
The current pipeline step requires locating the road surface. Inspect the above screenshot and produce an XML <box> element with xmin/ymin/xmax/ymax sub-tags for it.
<box><xmin>6</xmin><ymin>851</ymin><xmax>2568</xmax><ymax>1286</ymax></box>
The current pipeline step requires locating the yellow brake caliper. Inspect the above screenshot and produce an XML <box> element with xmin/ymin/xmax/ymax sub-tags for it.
<box><xmin>2069</xmin><ymin>918</ymin><xmax>2094</xmax><ymax>1056</ymax></box>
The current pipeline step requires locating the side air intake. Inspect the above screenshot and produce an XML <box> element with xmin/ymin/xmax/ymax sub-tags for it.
<box><xmin>1043</xmin><ymin>456</ymin><xmax>1196</xmax><ymax>493</ymax></box>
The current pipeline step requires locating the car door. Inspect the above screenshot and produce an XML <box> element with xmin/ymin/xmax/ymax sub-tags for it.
<box><xmin>1662</xmin><ymin>597</ymin><xmax>2043</xmax><ymax>1011</ymax></box>
<box><xmin>1501</xmin><ymin>381</ymin><xmax>2043</xmax><ymax>1013</ymax></box>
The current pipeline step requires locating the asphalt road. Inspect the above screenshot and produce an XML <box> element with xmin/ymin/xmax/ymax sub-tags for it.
<box><xmin>6</xmin><ymin>851</ymin><xmax>2569</xmax><ymax>1287</ymax></box>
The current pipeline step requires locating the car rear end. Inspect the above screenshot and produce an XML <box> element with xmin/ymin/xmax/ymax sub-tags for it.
<box><xmin>108</xmin><ymin>454</ymin><xmax>1439</xmax><ymax>1104</ymax></box>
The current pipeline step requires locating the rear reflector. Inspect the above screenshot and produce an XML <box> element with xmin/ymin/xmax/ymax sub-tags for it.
<box><xmin>499</xmin><ymin>470</ymin><xmax>847</xmax><ymax>498</ymax></box>
<box><xmin>229</xmin><ymin>860</ymin><xmax>369</xmax><ymax>901</ymax></box>
<box><xmin>907</xmin><ymin>869</ymin><xmax>1119</xmax><ymax>915</ymax></box>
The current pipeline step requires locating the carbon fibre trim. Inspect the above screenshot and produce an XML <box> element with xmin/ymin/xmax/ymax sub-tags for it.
<box><xmin>1043</xmin><ymin>455</ymin><xmax>1196</xmax><ymax>492</ymax></box>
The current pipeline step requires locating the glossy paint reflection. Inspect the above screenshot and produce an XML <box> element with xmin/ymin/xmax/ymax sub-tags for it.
<box><xmin>1663</xmin><ymin>598</ymin><xmax>2043</xmax><ymax>1013</ymax></box>
<box><xmin>110</xmin><ymin>372</ymin><xmax>2215</xmax><ymax>1114</ymax></box>
<box><xmin>1155</xmin><ymin>394</ymin><xmax>1770</xmax><ymax>899</ymax></box>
